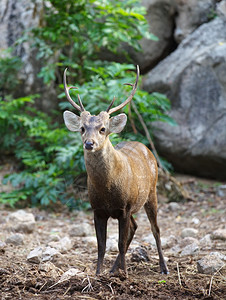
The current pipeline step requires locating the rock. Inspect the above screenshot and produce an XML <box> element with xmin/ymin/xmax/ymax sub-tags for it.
<box><xmin>69</xmin><ymin>223</ymin><xmax>94</xmax><ymax>237</ymax></box>
<box><xmin>7</xmin><ymin>210</ymin><xmax>35</xmax><ymax>233</ymax></box>
<box><xmin>142</xmin><ymin>234</ymin><xmax>156</xmax><ymax>248</ymax></box>
<box><xmin>181</xmin><ymin>228</ymin><xmax>198</xmax><ymax>238</ymax></box>
<box><xmin>180</xmin><ymin>242</ymin><xmax>199</xmax><ymax>256</ymax></box>
<box><xmin>131</xmin><ymin>246</ymin><xmax>150</xmax><ymax>262</ymax></box>
<box><xmin>174</xmin><ymin>0</ymin><xmax>214</xmax><ymax>43</ymax></box>
<box><xmin>143</xmin><ymin>17</ymin><xmax>226</xmax><ymax>180</ymax></box>
<box><xmin>216</xmin><ymin>184</ymin><xmax>226</xmax><ymax>197</ymax></box>
<box><xmin>0</xmin><ymin>240</ymin><xmax>6</xmax><ymax>253</ymax></box>
<box><xmin>59</xmin><ymin>268</ymin><xmax>85</xmax><ymax>283</ymax></box>
<box><xmin>27</xmin><ymin>247</ymin><xmax>43</xmax><ymax>264</ymax></box>
<box><xmin>161</xmin><ymin>235</ymin><xmax>178</xmax><ymax>249</ymax></box>
<box><xmin>82</xmin><ymin>236</ymin><xmax>97</xmax><ymax>248</ymax></box>
<box><xmin>39</xmin><ymin>262</ymin><xmax>60</xmax><ymax>278</ymax></box>
<box><xmin>49</xmin><ymin>236</ymin><xmax>73</xmax><ymax>253</ymax></box>
<box><xmin>209</xmin><ymin>251</ymin><xmax>226</xmax><ymax>262</ymax></box>
<box><xmin>199</xmin><ymin>234</ymin><xmax>212</xmax><ymax>248</ymax></box>
<box><xmin>179</xmin><ymin>237</ymin><xmax>199</xmax><ymax>247</ymax></box>
<box><xmin>197</xmin><ymin>252</ymin><xmax>225</xmax><ymax>274</ymax></box>
<box><xmin>106</xmin><ymin>237</ymin><xmax>118</xmax><ymax>252</ymax></box>
<box><xmin>168</xmin><ymin>202</ymin><xmax>180</xmax><ymax>211</ymax></box>
<box><xmin>211</xmin><ymin>229</ymin><xmax>226</xmax><ymax>241</ymax></box>
<box><xmin>5</xmin><ymin>233</ymin><xmax>24</xmax><ymax>245</ymax></box>
<box><xmin>42</xmin><ymin>246</ymin><xmax>59</xmax><ymax>262</ymax></box>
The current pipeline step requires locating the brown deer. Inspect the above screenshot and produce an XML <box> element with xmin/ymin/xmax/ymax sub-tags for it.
<box><xmin>63</xmin><ymin>66</ymin><xmax>168</xmax><ymax>277</ymax></box>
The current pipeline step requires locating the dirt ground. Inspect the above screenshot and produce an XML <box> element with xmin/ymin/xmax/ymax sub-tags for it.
<box><xmin>0</xmin><ymin>175</ymin><xmax>225</xmax><ymax>300</ymax></box>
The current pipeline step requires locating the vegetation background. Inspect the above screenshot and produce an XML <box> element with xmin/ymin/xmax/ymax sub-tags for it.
<box><xmin>0</xmin><ymin>0</ymin><xmax>174</xmax><ymax>208</ymax></box>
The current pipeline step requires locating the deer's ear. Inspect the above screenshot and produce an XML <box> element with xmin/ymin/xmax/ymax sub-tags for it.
<box><xmin>63</xmin><ymin>111</ymin><xmax>81</xmax><ymax>132</ymax></box>
<box><xmin>109</xmin><ymin>113</ymin><xmax>127</xmax><ymax>134</ymax></box>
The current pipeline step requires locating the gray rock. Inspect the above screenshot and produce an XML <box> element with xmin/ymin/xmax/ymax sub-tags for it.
<box><xmin>27</xmin><ymin>247</ymin><xmax>43</xmax><ymax>264</ymax></box>
<box><xmin>197</xmin><ymin>252</ymin><xmax>225</xmax><ymax>274</ymax></box>
<box><xmin>131</xmin><ymin>246</ymin><xmax>150</xmax><ymax>262</ymax></box>
<box><xmin>180</xmin><ymin>237</ymin><xmax>199</xmax><ymax>247</ymax></box>
<box><xmin>216</xmin><ymin>184</ymin><xmax>226</xmax><ymax>197</ymax></box>
<box><xmin>69</xmin><ymin>223</ymin><xmax>93</xmax><ymax>237</ymax></box>
<box><xmin>82</xmin><ymin>236</ymin><xmax>97</xmax><ymax>248</ymax></box>
<box><xmin>49</xmin><ymin>236</ymin><xmax>73</xmax><ymax>253</ymax></box>
<box><xmin>174</xmin><ymin>0</ymin><xmax>214</xmax><ymax>43</ymax></box>
<box><xmin>181</xmin><ymin>228</ymin><xmax>198</xmax><ymax>238</ymax></box>
<box><xmin>180</xmin><ymin>242</ymin><xmax>199</xmax><ymax>256</ymax></box>
<box><xmin>211</xmin><ymin>229</ymin><xmax>226</xmax><ymax>241</ymax></box>
<box><xmin>42</xmin><ymin>246</ymin><xmax>59</xmax><ymax>262</ymax></box>
<box><xmin>0</xmin><ymin>240</ymin><xmax>6</xmax><ymax>251</ymax></box>
<box><xmin>161</xmin><ymin>235</ymin><xmax>178</xmax><ymax>249</ymax></box>
<box><xmin>143</xmin><ymin>18</ymin><xmax>226</xmax><ymax>180</ymax></box>
<box><xmin>5</xmin><ymin>233</ymin><xmax>24</xmax><ymax>245</ymax></box>
<box><xmin>7</xmin><ymin>210</ymin><xmax>35</xmax><ymax>233</ymax></box>
<box><xmin>168</xmin><ymin>202</ymin><xmax>180</xmax><ymax>211</ymax></box>
<box><xmin>199</xmin><ymin>234</ymin><xmax>212</xmax><ymax>248</ymax></box>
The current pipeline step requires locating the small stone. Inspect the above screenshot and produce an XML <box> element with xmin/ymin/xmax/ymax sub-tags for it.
<box><xmin>82</xmin><ymin>236</ymin><xmax>97</xmax><ymax>248</ymax></box>
<box><xmin>42</xmin><ymin>246</ymin><xmax>59</xmax><ymax>262</ymax></box>
<box><xmin>39</xmin><ymin>262</ymin><xmax>62</xmax><ymax>278</ymax></box>
<box><xmin>142</xmin><ymin>234</ymin><xmax>156</xmax><ymax>247</ymax></box>
<box><xmin>7</xmin><ymin>210</ymin><xmax>35</xmax><ymax>233</ymax></box>
<box><xmin>180</xmin><ymin>243</ymin><xmax>199</xmax><ymax>256</ymax></box>
<box><xmin>106</xmin><ymin>238</ymin><xmax>118</xmax><ymax>252</ymax></box>
<box><xmin>181</xmin><ymin>228</ymin><xmax>198</xmax><ymax>238</ymax></box>
<box><xmin>0</xmin><ymin>241</ymin><xmax>6</xmax><ymax>253</ymax></box>
<box><xmin>180</xmin><ymin>237</ymin><xmax>199</xmax><ymax>247</ymax></box>
<box><xmin>161</xmin><ymin>235</ymin><xmax>178</xmax><ymax>249</ymax></box>
<box><xmin>5</xmin><ymin>233</ymin><xmax>24</xmax><ymax>245</ymax></box>
<box><xmin>216</xmin><ymin>184</ymin><xmax>226</xmax><ymax>197</ymax></box>
<box><xmin>211</xmin><ymin>229</ymin><xmax>226</xmax><ymax>241</ymax></box>
<box><xmin>199</xmin><ymin>234</ymin><xmax>212</xmax><ymax>248</ymax></box>
<box><xmin>197</xmin><ymin>253</ymin><xmax>225</xmax><ymax>274</ymax></box>
<box><xmin>27</xmin><ymin>247</ymin><xmax>43</xmax><ymax>264</ymax></box>
<box><xmin>49</xmin><ymin>236</ymin><xmax>73</xmax><ymax>253</ymax></box>
<box><xmin>69</xmin><ymin>223</ymin><xmax>94</xmax><ymax>237</ymax></box>
<box><xmin>209</xmin><ymin>252</ymin><xmax>226</xmax><ymax>261</ymax></box>
<box><xmin>168</xmin><ymin>202</ymin><xmax>180</xmax><ymax>211</ymax></box>
<box><xmin>131</xmin><ymin>246</ymin><xmax>150</xmax><ymax>262</ymax></box>
<box><xmin>59</xmin><ymin>268</ymin><xmax>85</xmax><ymax>282</ymax></box>
<box><xmin>191</xmin><ymin>217</ymin><xmax>200</xmax><ymax>225</ymax></box>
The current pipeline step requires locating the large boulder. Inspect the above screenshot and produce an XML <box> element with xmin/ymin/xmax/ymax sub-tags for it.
<box><xmin>143</xmin><ymin>17</ymin><xmax>226</xmax><ymax>180</ymax></box>
<box><xmin>0</xmin><ymin>0</ymin><xmax>56</xmax><ymax>110</ymax></box>
<box><xmin>174</xmin><ymin>0</ymin><xmax>215</xmax><ymax>43</ymax></box>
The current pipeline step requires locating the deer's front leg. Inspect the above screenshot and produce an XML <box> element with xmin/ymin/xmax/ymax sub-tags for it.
<box><xmin>117</xmin><ymin>211</ymin><xmax>131</xmax><ymax>275</ymax></box>
<box><xmin>94</xmin><ymin>210</ymin><xmax>108</xmax><ymax>275</ymax></box>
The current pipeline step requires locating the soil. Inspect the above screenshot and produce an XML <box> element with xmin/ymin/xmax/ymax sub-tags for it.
<box><xmin>0</xmin><ymin>175</ymin><xmax>225</xmax><ymax>300</ymax></box>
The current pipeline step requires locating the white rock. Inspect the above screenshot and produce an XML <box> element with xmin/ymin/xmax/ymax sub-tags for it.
<box><xmin>5</xmin><ymin>233</ymin><xmax>24</xmax><ymax>245</ymax></box>
<box><xmin>27</xmin><ymin>247</ymin><xmax>43</xmax><ymax>264</ymax></box>
<box><xmin>7</xmin><ymin>210</ymin><xmax>35</xmax><ymax>233</ymax></box>
<box><xmin>209</xmin><ymin>252</ymin><xmax>226</xmax><ymax>261</ymax></box>
<box><xmin>59</xmin><ymin>268</ymin><xmax>85</xmax><ymax>282</ymax></box>
<box><xmin>197</xmin><ymin>252</ymin><xmax>225</xmax><ymax>274</ymax></box>
<box><xmin>192</xmin><ymin>217</ymin><xmax>200</xmax><ymax>225</ymax></box>
<box><xmin>180</xmin><ymin>243</ymin><xmax>199</xmax><ymax>256</ymax></box>
<box><xmin>0</xmin><ymin>240</ymin><xmax>6</xmax><ymax>250</ymax></box>
<box><xmin>42</xmin><ymin>246</ymin><xmax>59</xmax><ymax>262</ymax></box>
<box><xmin>69</xmin><ymin>223</ymin><xmax>94</xmax><ymax>237</ymax></box>
<box><xmin>181</xmin><ymin>228</ymin><xmax>198</xmax><ymax>238</ymax></box>
<box><xmin>211</xmin><ymin>229</ymin><xmax>226</xmax><ymax>241</ymax></box>
<box><xmin>106</xmin><ymin>238</ymin><xmax>118</xmax><ymax>252</ymax></box>
<box><xmin>49</xmin><ymin>236</ymin><xmax>73</xmax><ymax>253</ymax></box>
<box><xmin>142</xmin><ymin>234</ymin><xmax>156</xmax><ymax>247</ymax></box>
<box><xmin>82</xmin><ymin>236</ymin><xmax>97</xmax><ymax>248</ymax></box>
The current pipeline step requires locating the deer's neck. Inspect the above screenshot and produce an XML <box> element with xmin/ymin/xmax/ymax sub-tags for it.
<box><xmin>84</xmin><ymin>138</ymin><xmax>123</xmax><ymax>188</ymax></box>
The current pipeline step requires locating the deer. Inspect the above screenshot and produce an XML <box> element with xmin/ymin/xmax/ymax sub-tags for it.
<box><xmin>63</xmin><ymin>65</ymin><xmax>169</xmax><ymax>277</ymax></box>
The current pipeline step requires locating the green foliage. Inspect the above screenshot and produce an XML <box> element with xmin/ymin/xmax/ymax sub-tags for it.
<box><xmin>24</xmin><ymin>0</ymin><xmax>157</xmax><ymax>85</ymax></box>
<box><xmin>0</xmin><ymin>96</ymin><xmax>85</xmax><ymax>207</ymax></box>
<box><xmin>0</xmin><ymin>0</ymin><xmax>175</xmax><ymax>208</ymax></box>
<box><xmin>0</xmin><ymin>49</ymin><xmax>22</xmax><ymax>99</ymax></box>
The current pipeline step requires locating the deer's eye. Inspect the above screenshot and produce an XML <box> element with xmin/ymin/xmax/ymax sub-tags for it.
<box><xmin>80</xmin><ymin>127</ymin><xmax>85</xmax><ymax>134</ymax></box>
<box><xmin>100</xmin><ymin>127</ymin><xmax>106</xmax><ymax>134</ymax></box>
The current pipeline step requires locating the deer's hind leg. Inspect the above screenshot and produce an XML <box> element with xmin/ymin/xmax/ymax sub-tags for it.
<box><xmin>144</xmin><ymin>191</ymin><xmax>169</xmax><ymax>274</ymax></box>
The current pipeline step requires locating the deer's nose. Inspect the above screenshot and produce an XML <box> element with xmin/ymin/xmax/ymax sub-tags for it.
<box><xmin>85</xmin><ymin>140</ymin><xmax>94</xmax><ymax>150</ymax></box>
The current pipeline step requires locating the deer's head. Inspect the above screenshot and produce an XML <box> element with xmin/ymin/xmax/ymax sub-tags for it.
<box><xmin>63</xmin><ymin>66</ymin><xmax>139</xmax><ymax>152</ymax></box>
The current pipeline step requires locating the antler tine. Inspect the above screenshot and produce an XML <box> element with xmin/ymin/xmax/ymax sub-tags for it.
<box><xmin>107</xmin><ymin>65</ymin><xmax>140</xmax><ymax>115</ymax></box>
<box><xmin>63</xmin><ymin>68</ymin><xmax>85</xmax><ymax>112</ymax></box>
<box><xmin>106</xmin><ymin>96</ymin><xmax>116</xmax><ymax>113</ymax></box>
